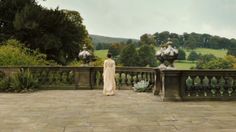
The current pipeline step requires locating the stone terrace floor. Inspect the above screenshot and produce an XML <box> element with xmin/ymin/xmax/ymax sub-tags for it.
<box><xmin>1</xmin><ymin>90</ymin><xmax>236</xmax><ymax>132</ymax></box>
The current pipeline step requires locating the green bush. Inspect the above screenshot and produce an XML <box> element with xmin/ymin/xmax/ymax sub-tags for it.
<box><xmin>177</xmin><ymin>49</ymin><xmax>186</xmax><ymax>60</ymax></box>
<box><xmin>9</xmin><ymin>68</ymin><xmax>39</xmax><ymax>93</ymax></box>
<box><xmin>187</xmin><ymin>51</ymin><xmax>200</xmax><ymax>61</ymax></box>
<box><xmin>0</xmin><ymin>77</ymin><xmax>10</xmax><ymax>92</ymax></box>
<box><xmin>0</xmin><ymin>39</ymin><xmax>56</xmax><ymax>66</ymax></box>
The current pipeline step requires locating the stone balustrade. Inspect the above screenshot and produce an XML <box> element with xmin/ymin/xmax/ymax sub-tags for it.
<box><xmin>0</xmin><ymin>66</ymin><xmax>157</xmax><ymax>90</ymax></box>
<box><xmin>160</xmin><ymin>70</ymin><xmax>236</xmax><ymax>101</ymax></box>
<box><xmin>1</xmin><ymin>66</ymin><xmax>236</xmax><ymax>101</ymax></box>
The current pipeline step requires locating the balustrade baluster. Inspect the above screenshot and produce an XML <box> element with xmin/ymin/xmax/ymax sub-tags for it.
<box><xmin>125</xmin><ymin>72</ymin><xmax>128</xmax><ymax>85</ymax></box>
<box><xmin>202</xmin><ymin>76</ymin><xmax>209</xmax><ymax>97</ymax></box>
<box><xmin>219</xmin><ymin>77</ymin><xmax>225</xmax><ymax>96</ymax></box>
<box><xmin>194</xmin><ymin>76</ymin><xmax>201</xmax><ymax>96</ymax></box>
<box><xmin>226</xmin><ymin>77</ymin><xmax>234</xmax><ymax>96</ymax></box>
<box><xmin>135</xmin><ymin>72</ymin><xmax>139</xmax><ymax>83</ymax></box>
<box><xmin>141</xmin><ymin>72</ymin><xmax>144</xmax><ymax>80</ymax></box>
<box><xmin>186</xmin><ymin>76</ymin><xmax>193</xmax><ymax>96</ymax></box>
<box><xmin>145</xmin><ymin>72</ymin><xmax>148</xmax><ymax>81</ymax></box>
<box><xmin>210</xmin><ymin>77</ymin><xmax>217</xmax><ymax>96</ymax></box>
<box><xmin>150</xmin><ymin>73</ymin><xmax>155</xmax><ymax>85</ymax></box>
<box><xmin>118</xmin><ymin>72</ymin><xmax>122</xmax><ymax>86</ymax></box>
<box><xmin>130</xmin><ymin>72</ymin><xmax>134</xmax><ymax>86</ymax></box>
<box><xmin>98</xmin><ymin>71</ymin><xmax>103</xmax><ymax>86</ymax></box>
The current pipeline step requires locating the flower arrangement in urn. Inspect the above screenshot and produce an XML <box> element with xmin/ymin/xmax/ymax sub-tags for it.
<box><xmin>156</xmin><ymin>39</ymin><xmax>178</xmax><ymax>69</ymax></box>
<box><xmin>78</xmin><ymin>44</ymin><xmax>91</xmax><ymax>65</ymax></box>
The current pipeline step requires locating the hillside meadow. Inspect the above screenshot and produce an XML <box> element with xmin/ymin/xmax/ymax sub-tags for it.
<box><xmin>94</xmin><ymin>48</ymin><xmax>227</xmax><ymax>70</ymax></box>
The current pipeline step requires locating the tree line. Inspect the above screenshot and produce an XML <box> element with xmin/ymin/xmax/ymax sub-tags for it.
<box><xmin>140</xmin><ymin>31</ymin><xmax>236</xmax><ymax>50</ymax></box>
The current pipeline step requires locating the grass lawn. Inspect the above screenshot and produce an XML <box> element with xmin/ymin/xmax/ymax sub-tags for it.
<box><xmin>94</xmin><ymin>49</ymin><xmax>108</xmax><ymax>58</ymax></box>
<box><xmin>184</xmin><ymin>48</ymin><xmax>227</xmax><ymax>58</ymax></box>
<box><xmin>175</xmin><ymin>60</ymin><xmax>196</xmax><ymax>70</ymax></box>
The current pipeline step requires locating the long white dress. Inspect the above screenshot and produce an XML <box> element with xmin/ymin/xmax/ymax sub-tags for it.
<box><xmin>103</xmin><ymin>59</ymin><xmax>116</xmax><ymax>95</ymax></box>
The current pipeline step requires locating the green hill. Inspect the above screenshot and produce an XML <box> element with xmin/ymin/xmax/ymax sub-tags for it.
<box><xmin>90</xmin><ymin>34</ymin><xmax>139</xmax><ymax>44</ymax></box>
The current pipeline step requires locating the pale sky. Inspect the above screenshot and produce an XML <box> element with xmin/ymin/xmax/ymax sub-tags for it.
<box><xmin>38</xmin><ymin>0</ymin><xmax>236</xmax><ymax>39</ymax></box>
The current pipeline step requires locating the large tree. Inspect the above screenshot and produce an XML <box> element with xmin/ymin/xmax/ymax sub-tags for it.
<box><xmin>0</xmin><ymin>0</ymin><xmax>92</xmax><ymax>65</ymax></box>
<box><xmin>119</xmin><ymin>44</ymin><xmax>139</xmax><ymax>66</ymax></box>
<box><xmin>137</xmin><ymin>45</ymin><xmax>157</xmax><ymax>67</ymax></box>
<box><xmin>140</xmin><ymin>34</ymin><xmax>156</xmax><ymax>45</ymax></box>
<box><xmin>227</xmin><ymin>48</ymin><xmax>236</xmax><ymax>57</ymax></box>
<box><xmin>108</xmin><ymin>43</ymin><xmax>123</xmax><ymax>57</ymax></box>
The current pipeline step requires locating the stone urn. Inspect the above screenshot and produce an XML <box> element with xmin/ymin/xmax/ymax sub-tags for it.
<box><xmin>78</xmin><ymin>44</ymin><xmax>91</xmax><ymax>66</ymax></box>
<box><xmin>156</xmin><ymin>40</ymin><xmax>178</xmax><ymax>69</ymax></box>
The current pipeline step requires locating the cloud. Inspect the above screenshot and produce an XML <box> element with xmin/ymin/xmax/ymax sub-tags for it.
<box><xmin>38</xmin><ymin>0</ymin><xmax>236</xmax><ymax>39</ymax></box>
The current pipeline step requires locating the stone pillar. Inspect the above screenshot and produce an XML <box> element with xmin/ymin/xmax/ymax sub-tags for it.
<box><xmin>153</xmin><ymin>68</ymin><xmax>161</xmax><ymax>95</ymax></box>
<box><xmin>160</xmin><ymin>70</ymin><xmax>182</xmax><ymax>101</ymax></box>
<box><xmin>75</xmin><ymin>67</ymin><xmax>93</xmax><ymax>90</ymax></box>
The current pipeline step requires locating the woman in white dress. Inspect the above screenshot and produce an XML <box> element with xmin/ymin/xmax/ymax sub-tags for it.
<box><xmin>103</xmin><ymin>53</ymin><xmax>116</xmax><ymax>96</ymax></box>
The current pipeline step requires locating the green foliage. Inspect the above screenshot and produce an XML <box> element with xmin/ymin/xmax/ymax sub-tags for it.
<box><xmin>119</xmin><ymin>44</ymin><xmax>139</xmax><ymax>66</ymax></box>
<box><xmin>155</xmin><ymin>31</ymin><xmax>170</xmax><ymax>45</ymax></box>
<box><xmin>10</xmin><ymin>68</ymin><xmax>39</xmax><ymax>92</ymax></box>
<box><xmin>68</xmin><ymin>60</ymin><xmax>82</xmax><ymax>66</ymax></box>
<box><xmin>0</xmin><ymin>0</ymin><xmax>92</xmax><ymax>65</ymax></box>
<box><xmin>143</xmin><ymin>31</ymin><xmax>236</xmax><ymax>50</ymax></box>
<box><xmin>140</xmin><ymin>34</ymin><xmax>155</xmax><ymax>45</ymax></box>
<box><xmin>108</xmin><ymin>43</ymin><xmax>123</xmax><ymax>57</ymax></box>
<box><xmin>95</xmin><ymin>43</ymin><xmax>105</xmax><ymax>50</ymax></box>
<box><xmin>92</xmin><ymin>57</ymin><xmax>105</xmax><ymax>66</ymax></box>
<box><xmin>0</xmin><ymin>68</ymin><xmax>39</xmax><ymax>93</ymax></box>
<box><xmin>184</xmin><ymin>35</ymin><xmax>198</xmax><ymax>49</ymax></box>
<box><xmin>0</xmin><ymin>39</ymin><xmax>55</xmax><ymax>66</ymax></box>
<box><xmin>0</xmin><ymin>78</ymin><xmax>9</xmax><ymax>92</ymax></box>
<box><xmin>177</xmin><ymin>49</ymin><xmax>186</xmax><ymax>60</ymax></box>
<box><xmin>227</xmin><ymin>48</ymin><xmax>236</xmax><ymax>57</ymax></box>
<box><xmin>0</xmin><ymin>72</ymin><xmax>9</xmax><ymax>92</ymax></box>
<box><xmin>187</xmin><ymin>51</ymin><xmax>200</xmax><ymax>61</ymax></box>
<box><xmin>196</xmin><ymin>58</ymin><xmax>233</xmax><ymax>69</ymax></box>
<box><xmin>119</xmin><ymin>44</ymin><xmax>157</xmax><ymax>67</ymax></box>
<box><xmin>137</xmin><ymin>45</ymin><xmax>157</xmax><ymax>67</ymax></box>
<box><xmin>225</xmin><ymin>55</ymin><xmax>236</xmax><ymax>69</ymax></box>
<box><xmin>195</xmin><ymin>54</ymin><xmax>233</xmax><ymax>69</ymax></box>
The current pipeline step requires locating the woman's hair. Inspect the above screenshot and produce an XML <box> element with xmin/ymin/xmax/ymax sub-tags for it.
<box><xmin>107</xmin><ymin>53</ymin><xmax>112</xmax><ymax>58</ymax></box>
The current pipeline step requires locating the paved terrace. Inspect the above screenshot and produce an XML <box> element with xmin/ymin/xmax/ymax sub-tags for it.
<box><xmin>0</xmin><ymin>90</ymin><xmax>236</xmax><ymax>132</ymax></box>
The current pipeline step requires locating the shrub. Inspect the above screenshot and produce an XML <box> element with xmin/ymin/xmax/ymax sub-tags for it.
<box><xmin>9</xmin><ymin>68</ymin><xmax>39</xmax><ymax>92</ymax></box>
<box><xmin>187</xmin><ymin>51</ymin><xmax>199</xmax><ymax>61</ymax></box>
<box><xmin>0</xmin><ymin>39</ymin><xmax>56</xmax><ymax>66</ymax></box>
<box><xmin>177</xmin><ymin>49</ymin><xmax>186</xmax><ymax>60</ymax></box>
<box><xmin>0</xmin><ymin>77</ymin><xmax>10</xmax><ymax>92</ymax></box>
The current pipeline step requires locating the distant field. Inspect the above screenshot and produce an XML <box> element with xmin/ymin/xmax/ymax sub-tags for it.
<box><xmin>94</xmin><ymin>48</ymin><xmax>226</xmax><ymax>69</ymax></box>
<box><xmin>175</xmin><ymin>60</ymin><xmax>196</xmax><ymax>70</ymax></box>
<box><xmin>94</xmin><ymin>49</ymin><xmax>108</xmax><ymax>58</ymax></box>
<box><xmin>185</xmin><ymin>48</ymin><xmax>227</xmax><ymax>58</ymax></box>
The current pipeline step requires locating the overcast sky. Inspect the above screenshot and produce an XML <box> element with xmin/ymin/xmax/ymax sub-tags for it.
<box><xmin>38</xmin><ymin>0</ymin><xmax>236</xmax><ymax>39</ymax></box>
